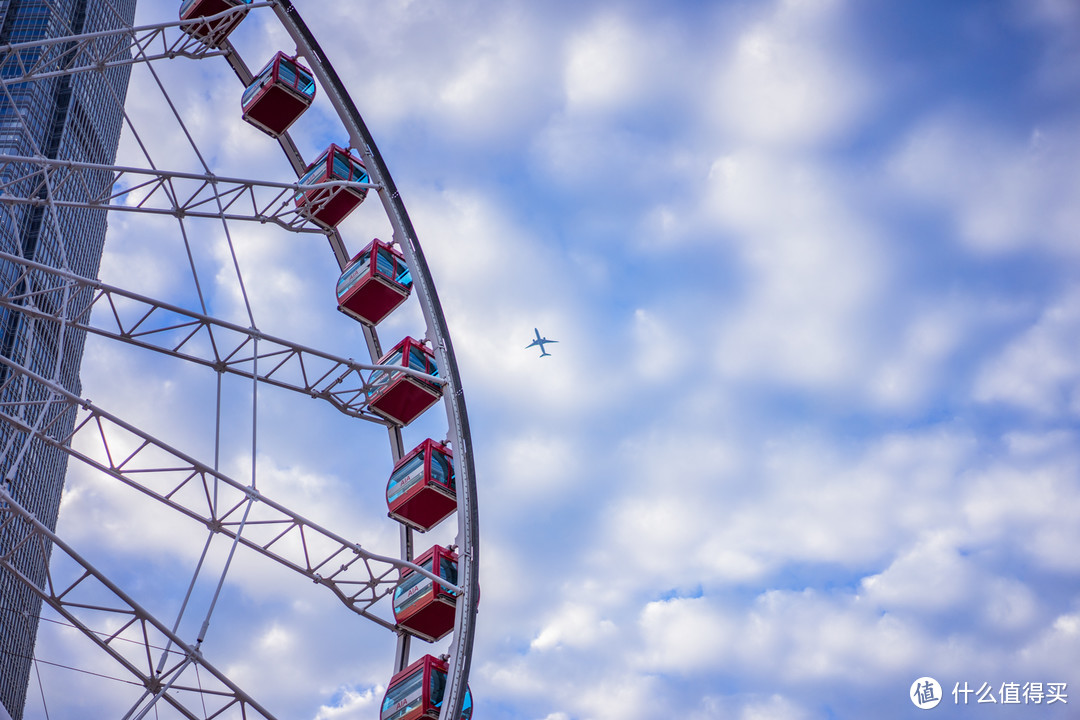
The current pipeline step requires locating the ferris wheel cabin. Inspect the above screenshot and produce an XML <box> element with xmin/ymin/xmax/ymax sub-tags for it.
<box><xmin>295</xmin><ymin>144</ymin><xmax>370</xmax><ymax>229</ymax></box>
<box><xmin>368</xmin><ymin>337</ymin><xmax>441</xmax><ymax>426</ymax></box>
<box><xmin>179</xmin><ymin>0</ymin><xmax>251</xmax><ymax>45</ymax></box>
<box><xmin>387</xmin><ymin>439</ymin><xmax>456</xmax><ymax>532</ymax></box>
<box><xmin>241</xmin><ymin>52</ymin><xmax>317</xmax><ymax>137</ymax></box>
<box><xmin>382</xmin><ymin>654</ymin><xmax>473</xmax><ymax>720</ymax></box>
<box><xmin>337</xmin><ymin>239</ymin><xmax>413</xmax><ymax>326</ymax></box>
<box><xmin>393</xmin><ymin>544</ymin><xmax>458</xmax><ymax>642</ymax></box>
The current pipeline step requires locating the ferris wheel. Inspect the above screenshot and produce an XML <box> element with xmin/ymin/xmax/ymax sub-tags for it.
<box><xmin>0</xmin><ymin>2</ymin><xmax>478</xmax><ymax>719</ymax></box>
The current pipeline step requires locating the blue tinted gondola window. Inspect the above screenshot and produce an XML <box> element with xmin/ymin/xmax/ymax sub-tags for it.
<box><xmin>388</xmin><ymin>452</ymin><xmax>425</xmax><ymax>504</ymax></box>
<box><xmin>352</xmin><ymin>158</ymin><xmax>368</xmax><ymax>183</ymax></box>
<box><xmin>382</xmin><ymin>668</ymin><xmax>424</xmax><ymax>720</ymax></box>
<box><xmin>240</xmin><ymin>62</ymin><xmax>274</xmax><ymax>107</ymax></box>
<box><xmin>431</xmin><ymin>669</ymin><xmax>447</xmax><ymax>708</ymax></box>
<box><xmin>374</xmin><ymin>246</ymin><xmax>407</xmax><ymax>285</ymax></box>
<box><xmin>326</xmin><ymin>152</ymin><xmax>370</xmax><ymax>184</ymax></box>
<box><xmin>394</xmin><ymin>557</ymin><xmax>435</xmax><ymax>614</ymax></box>
<box><xmin>409</xmin><ymin>347</ymin><xmax>437</xmax><ymax>377</ymax></box>
<box><xmin>430</xmin><ymin>452</ymin><xmax>453</xmax><ymax>491</ymax></box>
<box><xmin>370</xmin><ymin>348</ymin><xmax>404</xmax><ymax>389</ymax></box>
<box><xmin>275</xmin><ymin>59</ymin><xmax>315</xmax><ymax>98</ymax></box>
<box><xmin>440</xmin><ymin>556</ymin><xmax>458</xmax><ymax>587</ymax></box>
<box><xmin>337</xmin><ymin>253</ymin><xmax>371</xmax><ymax>298</ymax></box>
<box><xmin>380</xmin><ymin>246</ymin><xmax>397</xmax><ymax>278</ymax></box>
<box><xmin>460</xmin><ymin>686</ymin><xmax>473</xmax><ymax>719</ymax></box>
<box><xmin>278</xmin><ymin>60</ymin><xmax>297</xmax><ymax>89</ymax></box>
<box><xmin>298</xmin><ymin>156</ymin><xmax>327</xmax><ymax>186</ymax></box>
<box><xmin>374</xmin><ymin>247</ymin><xmax>413</xmax><ymax>287</ymax></box>
<box><xmin>331</xmin><ymin>152</ymin><xmax>352</xmax><ymax>180</ymax></box>
<box><xmin>297</xmin><ymin>68</ymin><xmax>316</xmax><ymax>98</ymax></box>
<box><xmin>430</xmin><ymin>668</ymin><xmax>472</xmax><ymax>718</ymax></box>
<box><xmin>374</xmin><ymin>247</ymin><xmax>394</xmax><ymax>279</ymax></box>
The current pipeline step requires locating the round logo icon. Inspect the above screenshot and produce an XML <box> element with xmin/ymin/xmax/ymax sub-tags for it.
<box><xmin>911</xmin><ymin>677</ymin><xmax>942</xmax><ymax>709</ymax></box>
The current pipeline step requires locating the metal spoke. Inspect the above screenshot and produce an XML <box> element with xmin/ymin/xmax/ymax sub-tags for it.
<box><xmin>0</xmin><ymin>357</ymin><xmax>461</xmax><ymax>628</ymax></box>
<box><xmin>0</xmin><ymin>155</ymin><xmax>376</xmax><ymax>233</ymax></box>
<box><xmin>0</xmin><ymin>486</ymin><xmax>279</xmax><ymax>720</ymax></box>
<box><xmin>0</xmin><ymin>250</ymin><xmax>443</xmax><ymax>425</ymax></box>
<box><xmin>0</xmin><ymin>6</ymin><xmax>274</xmax><ymax>87</ymax></box>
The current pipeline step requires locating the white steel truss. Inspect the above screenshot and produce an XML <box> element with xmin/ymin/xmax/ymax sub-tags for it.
<box><xmin>0</xmin><ymin>5</ymin><xmax>271</xmax><ymax>87</ymax></box>
<box><xmin>0</xmin><ymin>251</ymin><xmax>443</xmax><ymax>423</ymax></box>
<box><xmin>0</xmin><ymin>486</ymin><xmax>280</xmax><ymax>720</ymax></box>
<box><xmin>0</xmin><ymin>357</ymin><xmax>460</xmax><ymax>632</ymax></box>
<box><xmin>0</xmin><ymin>155</ymin><xmax>377</xmax><ymax>234</ymax></box>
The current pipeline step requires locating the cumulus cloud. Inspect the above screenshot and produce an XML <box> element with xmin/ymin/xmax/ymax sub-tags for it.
<box><xmin>701</xmin><ymin>149</ymin><xmax>888</xmax><ymax>392</ymax></box>
<box><xmin>860</xmin><ymin>532</ymin><xmax>979</xmax><ymax>612</ymax></box>
<box><xmin>638</xmin><ymin>596</ymin><xmax>734</xmax><ymax>673</ymax></box>
<box><xmin>562</xmin><ymin>12</ymin><xmax>683</xmax><ymax>118</ymax></box>
<box><xmin>889</xmin><ymin>117</ymin><xmax>1080</xmax><ymax>255</ymax></box>
<box><xmin>313</xmin><ymin>686</ymin><xmax>383</xmax><ymax>720</ymax></box>
<box><xmin>709</xmin><ymin>0</ymin><xmax>871</xmax><ymax>147</ymax></box>
<box><xmin>973</xmin><ymin>290</ymin><xmax>1080</xmax><ymax>416</ymax></box>
<box><xmin>738</xmin><ymin>695</ymin><xmax>812</xmax><ymax>720</ymax></box>
<box><xmin>531</xmin><ymin>601</ymin><xmax>616</xmax><ymax>651</ymax></box>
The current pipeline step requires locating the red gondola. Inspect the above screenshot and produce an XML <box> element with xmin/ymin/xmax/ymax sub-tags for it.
<box><xmin>381</xmin><ymin>655</ymin><xmax>473</xmax><ymax>720</ymax></box>
<box><xmin>241</xmin><ymin>52</ymin><xmax>316</xmax><ymax>137</ymax></box>
<box><xmin>394</xmin><ymin>545</ymin><xmax>458</xmax><ymax>642</ymax></box>
<box><xmin>387</xmin><ymin>439</ymin><xmax>455</xmax><ymax>532</ymax></box>
<box><xmin>337</xmin><ymin>239</ymin><xmax>412</xmax><ymax>326</ymax></box>
<box><xmin>179</xmin><ymin>0</ymin><xmax>251</xmax><ymax>45</ymax></box>
<box><xmin>369</xmin><ymin>337</ymin><xmax>441</xmax><ymax>426</ymax></box>
<box><xmin>295</xmin><ymin>144</ymin><xmax>369</xmax><ymax>229</ymax></box>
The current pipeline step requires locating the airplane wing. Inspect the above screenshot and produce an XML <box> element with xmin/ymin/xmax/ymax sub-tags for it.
<box><xmin>527</xmin><ymin>329</ymin><xmax>557</xmax><ymax>351</ymax></box>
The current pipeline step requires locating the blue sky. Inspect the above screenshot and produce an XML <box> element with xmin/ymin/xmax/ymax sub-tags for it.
<box><xmin>18</xmin><ymin>0</ymin><xmax>1080</xmax><ymax>718</ymax></box>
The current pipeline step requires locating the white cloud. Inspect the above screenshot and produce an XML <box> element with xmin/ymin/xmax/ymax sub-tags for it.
<box><xmin>974</xmin><ymin>290</ymin><xmax>1080</xmax><ymax>416</ymax></box>
<box><xmin>599</xmin><ymin>426</ymin><xmax>977</xmax><ymax>595</ymax></box>
<box><xmin>1017</xmin><ymin>611</ymin><xmax>1080</xmax><ymax>677</ymax></box>
<box><xmin>867</xmin><ymin>304</ymin><xmax>966</xmax><ymax>411</ymax></box>
<box><xmin>961</xmin><ymin>461</ymin><xmax>1080</xmax><ymax>572</ymax></box>
<box><xmin>739</xmin><ymin>694</ymin><xmax>812</xmax><ymax>720</ymax></box>
<box><xmin>709</xmin><ymin>0</ymin><xmax>870</xmax><ymax>147</ymax></box>
<box><xmin>490</xmin><ymin>432</ymin><xmax>580</xmax><ymax>502</ymax></box>
<box><xmin>982</xmin><ymin>578</ymin><xmax>1040</xmax><ymax>630</ymax></box>
<box><xmin>313</xmin><ymin>687</ymin><xmax>383</xmax><ymax>720</ymax></box>
<box><xmin>638</xmin><ymin>596</ymin><xmax>734</xmax><ymax>673</ymax></box>
<box><xmin>860</xmin><ymin>533</ymin><xmax>978</xmax><ymax>612</ymax></box>
<box><xmin>530</xmin><ymin>601</ymin><xmax>616</xmax><ymax>651</ymax></box>
<box><xmin>631</xmin><ymin>307</ymin><xmax>689</xmax><ymax>382</ymax></box>
<box><xmin>890</xmin><ymin>117</ymin><xmax>1080</xmax><ymax>255</ymax></box>
<box><xmin>562</xmin><ymin>13</ymin><xmax>678</xmax><ymax>117</ymax></box>
<box><xmin>703</xmin><ymin>150</ymin><xmax>886</xmax><ymax>391</ymax></box>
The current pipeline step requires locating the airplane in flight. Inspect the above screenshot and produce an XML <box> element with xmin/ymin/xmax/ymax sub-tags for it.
<box><xmin>526</xmin><ymin>328</ymin><xmax>557</xmax><ymax>357</ymax></box>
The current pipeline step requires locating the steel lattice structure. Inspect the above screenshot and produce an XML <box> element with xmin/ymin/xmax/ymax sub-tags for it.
<box><xmin>0</xmin><ymin>2</ymin><xmax>479</xmax><ymax>719</ymax></box>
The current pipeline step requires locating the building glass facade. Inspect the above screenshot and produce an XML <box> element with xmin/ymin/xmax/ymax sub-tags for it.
<box><xmin>0</xmin><ymin>1</ymin><xmax>136</xmax><ymax>717</ymax></box>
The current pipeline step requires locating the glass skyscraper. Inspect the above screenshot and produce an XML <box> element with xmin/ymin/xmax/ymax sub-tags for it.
<box><xmin>0</xmin><ymin>1</ymin><xmax>136</xmax><ymax>717</ymax></box>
